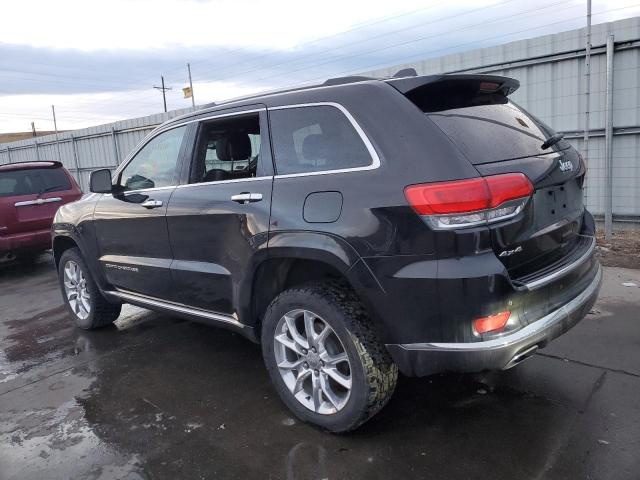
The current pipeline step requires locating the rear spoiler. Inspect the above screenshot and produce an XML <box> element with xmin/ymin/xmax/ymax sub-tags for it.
<box><xmin>385</xmin><ymin>74</ymin><xmax>520</xmax><ymax>97</ymax></box>
<box><xmin>0</xmin><ymin>160</ymin><xmax>63</xmax><ymax>171</ymax></box>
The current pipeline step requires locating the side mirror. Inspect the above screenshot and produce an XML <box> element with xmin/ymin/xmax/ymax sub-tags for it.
<box><xmin>89</xmin><ymin>169</ymin><xmax>113</xmax><ymax>193</ymax></box>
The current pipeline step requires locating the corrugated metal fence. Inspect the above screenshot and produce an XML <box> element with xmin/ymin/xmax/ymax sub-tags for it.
<box><xmin>364</xmin><ymin>17</ymin><xmax>640</xmax><ymax>226</ymax></box>
<box><xmin>0</xmin><ymin>108</ymin><xmax>192</xmax><ymax>191</ymax></box>
<box><xmin>1</xmin><ymin>18</ymin><xmax>639</xmax><ymax>226</ymax></box>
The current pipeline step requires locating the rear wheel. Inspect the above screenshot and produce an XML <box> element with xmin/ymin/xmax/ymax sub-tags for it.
<box><xmin>58</xmin><ymin>247</ymin><xmax>121</xmax><ymax>329</ymax></box>
<box><xmin>261</xmin><ymin>283</ymin><xmax>398</xmax><ymax>432</ymax></box>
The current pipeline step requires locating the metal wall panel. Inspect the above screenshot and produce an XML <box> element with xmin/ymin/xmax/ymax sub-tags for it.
<box><xmin>0</xmin><ymin>108</ymin><xmax>191</xmax><ymax>191</ymax></box>
<box><xmin>362</xmin><ymin>17</ymin><xmax>640</xmax><ymax>220</ymax></box>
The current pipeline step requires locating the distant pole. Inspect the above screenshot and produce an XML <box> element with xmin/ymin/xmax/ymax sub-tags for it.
<box><xmin>187</xmin><ymin>63</ymin><xmax>195</xmax><ymax>109</ymax></box>
<box><xmin>153</xmin><ymin>76</ymin><xmax>172</xmax><ymax>113</ymax></box>
<box><xmin>583</xmin><ymin>0</ymin><xmax>591</xmax><ymax>169</ymax></box>
<box><xmin>31</xmin><ymin>121</ymin><xmax>37</xmax><ymax>137</ymax></box>
<box><xmin>51</xmin><ymin>105</ymin><xmax>62</xmax><ymax>163</ymax></box>
<box><xmin>604</xmin><ymin>35</ymin><xmax>615</xmax><ymax>240</ymax></box>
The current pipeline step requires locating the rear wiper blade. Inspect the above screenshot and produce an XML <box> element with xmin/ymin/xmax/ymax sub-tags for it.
<box><xmin>541</xmin><ymin>133</ymin><xmax>565</xmax><ymax>150</ymax></box>
<box><xmin>38</xmin><ymin>185</ymin><xmax>63</xmax><ymax>196</ymax></box>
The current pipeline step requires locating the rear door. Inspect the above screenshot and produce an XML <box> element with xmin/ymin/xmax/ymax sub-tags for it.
<box><xmin>166</xmin><ymin>108</ymin><xmax>273</xmax><ymax>314</ymax></box>
<box><xmin>94</xmin><ymin>125</ymin><xmax>190</xmax><ymax>298</ymax></box>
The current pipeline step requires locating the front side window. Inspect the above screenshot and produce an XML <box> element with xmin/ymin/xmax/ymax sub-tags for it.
<box><xmin>191</xmin><ymin>113</ymin><xmax>261</xmax><ymax>183</ymax></box>
<box><xmin>119</xmin><ymin>126</ymin><xmax>187</xmax><ymax>190</ymax></box>
<box><xmin>269</xmin><ymin>105</ymin><xmax>372</xmax><ymax>175</ymax></box>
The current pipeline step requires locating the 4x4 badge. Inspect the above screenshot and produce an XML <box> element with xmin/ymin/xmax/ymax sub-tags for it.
<box><xmin>498</xmin><ymin>246</ymin><xmax>523</xmax><ymax>257</ymax></box>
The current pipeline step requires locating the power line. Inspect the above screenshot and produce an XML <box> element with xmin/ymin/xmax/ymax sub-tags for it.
<box><xmin>225</xmin><ymin>2</ymin><xmax>640</xmax><ymax>93</ymax></box>
<box><xmin>192</xmin><ymin>0</ymin><xmax>579</xmax><ymax>91</ymax></box>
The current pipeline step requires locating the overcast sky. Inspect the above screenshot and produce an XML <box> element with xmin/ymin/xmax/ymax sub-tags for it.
<box><xmin>1</xmin><ymin>0</ymin><xmax>639</xmax><ymax>133</ymax></box>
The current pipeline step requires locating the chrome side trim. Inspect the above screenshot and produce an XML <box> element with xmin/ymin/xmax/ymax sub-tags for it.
<box><xmin>519</xmin><ymin>236</ymin><xmax>596</xmax><ymax>291</ymax></box>
<box><xmin>109</xmin><ymin>290</ymin><xmax>242</xmax><ymax>327</ymax></box>
<box><xmin>101</xmin><ymin>185</ymin><xmax>177</xmax><ymax>197</ymax></box>
<box><xmin>270</xmin><ymin>102</ymin><xmax>381</xmax><ymax>178</ymax></box>
<box><xmin>15</xmin><ymin>197</ymin><xmax>62</xmax><ymax>207</ymax></box>
<box><xmin>176</xmin><ymin>175</ymin><xmax>273</xmax><ymax>189</ymax></box>
<box><xmin>399</xmin><ymin>263</ymin><xmax>601</xmax><ymax>352</ymax></box>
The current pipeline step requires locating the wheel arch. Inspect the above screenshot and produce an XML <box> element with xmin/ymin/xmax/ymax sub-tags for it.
<box><xmin>52</xmin><ymin>225</ymin><xmax>111</xmax><ymax>293</ymax></box>
<box><xmin>241</xmin><ymin>232</ymin><xmax>388</xmax><ymax>341</ymax></box>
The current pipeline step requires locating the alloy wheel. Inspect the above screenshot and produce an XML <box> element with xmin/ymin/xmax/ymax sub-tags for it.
<box><xmin>274</xmin><ymin>309</ymin><xmax>352</xmax><ymax>414</ymax></box>
<box><xmin>63</xmin><ymin>260</ymin><xmax>91</xmax><ymax>320</ymax></box>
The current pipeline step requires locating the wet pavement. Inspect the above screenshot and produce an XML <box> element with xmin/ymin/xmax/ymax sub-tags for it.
<box><xmin>1</xmin><ymin>255</ymin><xmax>639</xmax><ymax>480</ymax></box>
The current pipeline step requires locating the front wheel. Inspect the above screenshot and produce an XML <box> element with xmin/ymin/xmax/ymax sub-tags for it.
<box><xmin>58</xmin><ymin>247</ymin><xmax>121</xmax><ymax>329</ymax></box>
<box><xmin>261</xmin><ymin>283</ymin><xmax>398</xmax><ymax>432</ymax></box>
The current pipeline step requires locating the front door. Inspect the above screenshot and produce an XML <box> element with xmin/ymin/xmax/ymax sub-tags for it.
<box><xmin>94</xmin><ymin>125</ymin><xmax>189</xmax><ymax>298</ymax></box>
<box><xmin>166</xmin><ymin>109</ymin><xmax>273</xmax><ymax>315</ymax></box>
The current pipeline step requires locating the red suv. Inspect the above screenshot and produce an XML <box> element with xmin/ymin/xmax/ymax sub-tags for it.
<box><xmin>0</xmin><ymin>161</ymin><xmax>82</xmax><ymax>261</ymax></box>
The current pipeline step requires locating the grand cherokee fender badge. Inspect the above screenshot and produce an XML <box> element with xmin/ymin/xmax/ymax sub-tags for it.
<box><xmin>558</xmin><ymin>159</ymin><xmax>573</xmax><ymax>172</ymax></box>
<box><xmin>498</xmin><ymin>246</ymin><xmax>523</xmax><ymax>257</ymax></box>
<box><xmin>105</xmin><ymin>263</ymin><xmax>139</xmax><ymax>272</ymax></box>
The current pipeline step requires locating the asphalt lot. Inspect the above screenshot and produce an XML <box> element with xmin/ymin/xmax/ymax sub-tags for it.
<box><xmin>1</xmin><ymin>256</ymin><xmax>639</xmax><ymax>480</ymax></box>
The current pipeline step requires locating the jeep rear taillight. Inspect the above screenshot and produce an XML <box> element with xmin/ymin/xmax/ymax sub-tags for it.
<box><xmin>404</xmin><ymin>173</ymin><xmax>533</xmax><ymax>229</ymax></box>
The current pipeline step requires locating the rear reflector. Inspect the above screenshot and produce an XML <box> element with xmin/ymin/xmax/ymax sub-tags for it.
<box><xmin>404</xmin><ymin>173</ymin><xmax>533</xmax><ymax>229</ymax></box>
<box><xmin>474</xmin><ymin>311</ymin><xmax>511</xmax><ymax>334</ymax></box>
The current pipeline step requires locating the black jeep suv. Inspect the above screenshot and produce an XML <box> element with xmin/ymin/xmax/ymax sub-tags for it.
<box><xmin>52</xmin><ymin>73</ymin><xmax>601</xmax><ymax>432</ymax></box>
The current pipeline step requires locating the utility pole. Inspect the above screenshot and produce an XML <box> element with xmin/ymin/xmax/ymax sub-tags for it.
<box><xmin>51</xmin><ymin>105</ymin><xmax>62</xmax><ymax>163</ymax></box>
<box><xmin>187</xmin><ymin>63</ymin><xmax>195</xmax><ymax>109</ymax></box>
<box><xmin>31</xmin><ymin>122</ymin><xmax>37</xmax><ymax>137</ymax></box>
<box><xmin>153</xmin><ymin>76</ymin><xmax>172</xmax><ymax>113</ymax></box>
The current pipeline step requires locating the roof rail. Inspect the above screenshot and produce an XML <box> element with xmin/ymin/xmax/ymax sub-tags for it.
<box><xmin>323</xmin><ymin>75</ymin><xmax>376</xmax><ymax>86</ymax></box>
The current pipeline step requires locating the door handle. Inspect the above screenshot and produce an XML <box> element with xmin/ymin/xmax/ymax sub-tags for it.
<box><xmin>231</xmin><ymin>193</ymin><xmax>263</xmax><ymax>204</ymax></box>
<box><xmin>141</xmin><ymin>199</ymin><xmax>163</xmax><ymax>209</ymax></box>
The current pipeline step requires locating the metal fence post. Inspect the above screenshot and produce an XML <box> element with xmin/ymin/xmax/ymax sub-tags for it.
<box><xmin>111</xmin><ymin>127</ymin><xmax>120</xmax><ymax>165</ymax></box>
<box><xmin>35</xmin><ymin>141</ymin><xmax>40</xmax><ymax>161</ymax></box>
<box><xmin>6</xmin><ymin>147</ymin><xmax>11</xmax><ymax>164</ymax></box>
<box><xmin>605</xmin><ymin>35</ymin><xmax>615</xmax><ymax>240</ymax></box>
<box><xmin>70</xmin><ymin>134</ymin><xmax>82</xmax><ymax>184</ymax></box>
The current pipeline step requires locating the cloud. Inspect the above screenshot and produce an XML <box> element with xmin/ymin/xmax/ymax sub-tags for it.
<box><xmin>1</xmin><ymin>0</ymin><xmax>640</xmax><ymax>133</ymax></box>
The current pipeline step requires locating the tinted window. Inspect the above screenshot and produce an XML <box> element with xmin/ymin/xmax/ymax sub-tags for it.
<box><xmin>426</xmin><ymin>102</ymin><xmax>566</xmax><ymax>164</ymax></box>
<box><xmin>269</xmin><ymin>106</ymin><xmax>372</xmax><ymax>175</ymax></box>
<box><xmin>192</xmin><ymin>113</ymin><xmax>261</xmax><ymax>183</ymax></box>
<box><xmin>119</xmin><ymin>126</ymin><xmax>187</xmax><ymax>190</ymax></box>
<box><xmin>0</xmin><ymin>168</ymin><xmax>71</xmax><ymax>197</ymax></box>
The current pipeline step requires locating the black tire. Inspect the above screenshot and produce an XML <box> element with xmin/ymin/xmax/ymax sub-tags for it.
<box><xmin>261</xmin><ymin>282</ymin><xmax>398</xmax><ymax>433</ymax></box>
<box><xmin>58</xmin><ymin>247</ymin><xmax>121</xmax><ymax>329</ymax></box>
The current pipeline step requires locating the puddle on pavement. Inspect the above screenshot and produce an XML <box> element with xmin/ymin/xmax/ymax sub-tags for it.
<box><xmin>0</xmin><ymin>366</ymin><xmax>145</xmax><ymax>479</ymax></box>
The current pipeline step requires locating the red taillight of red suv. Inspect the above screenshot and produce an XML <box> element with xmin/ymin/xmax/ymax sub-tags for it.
<box><xmin>404</xmin><ymin>173</ymin><xmax>534</xmax><ymax>229</ymax></box>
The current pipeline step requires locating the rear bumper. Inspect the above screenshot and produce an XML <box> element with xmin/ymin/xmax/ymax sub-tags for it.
<box><xmin>0</xmin><ymin>229</ymin><xmax>52</xmax><ymax>254</ymax></box>
<box><xmin>386</xmin><ymin>262</ymin><xmax>602</xmax><ymax>377</ymax></box>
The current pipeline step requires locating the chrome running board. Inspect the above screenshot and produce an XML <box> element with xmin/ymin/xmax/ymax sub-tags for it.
<box><xmin>106</xmin><ymin>289</ymin><xmax>256</xmax><ymax>341</ymax></box>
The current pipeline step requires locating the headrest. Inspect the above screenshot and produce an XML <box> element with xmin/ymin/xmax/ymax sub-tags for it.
<box><xmin>301</xmin><ymin>134</ymin><xmax>330</xmax><ymax>163</ymax></box>
<box><xmin>216</xmin><ymin>132</ymin><xmax>251</xmax><ymax>161</ymax></box>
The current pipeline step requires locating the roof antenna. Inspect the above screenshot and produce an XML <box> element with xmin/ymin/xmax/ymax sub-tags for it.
<box><xmin>393</xmin><ymin>68</ymin><xmax>418</xmax><ymax>78</ymax></box>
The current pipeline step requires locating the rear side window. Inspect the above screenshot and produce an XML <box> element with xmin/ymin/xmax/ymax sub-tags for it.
<box><xmin>0</xmin><ymin>168</ymin><xmax>71</xmax><ymax>197</ymax></box>
<box><xmin>269</xmin><ymin>105</ymin><xmax>372</xmax><ymax>175</ymax></box>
